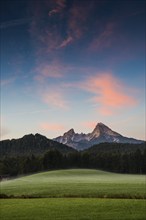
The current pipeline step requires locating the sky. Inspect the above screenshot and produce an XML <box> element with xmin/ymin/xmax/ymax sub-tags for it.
<box><xmin>0</xmin><ymin>0</ymin><xmax>145</xmax><ymax>141</ymax></box>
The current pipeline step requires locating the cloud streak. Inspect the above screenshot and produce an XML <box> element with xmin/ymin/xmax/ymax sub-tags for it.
<box><xmin>78</xmin><ymin>73</ymin><xmax>138</xmax><ymax>115</ymax></box>
<box><xmin>0</xmin><ymin>18</ymin><xmax>32</xmax><ymax>29</ymax></box>
<box><xmin>35</xmin><ymin>61</ymin><xmax>64</xmax><ymax>82</ymax></box>
<box><xmin>30</xmin><ymin>0</ymin><xmax>95</xmax><ymax>53</ymax></box>
<box><xmin>89</xmin><ymin>22</ymin><xmax>115</xmax><ymax>52</ymax></box>
<box><xmin>66</xmin><ymin>1</ymin><xmax>93</xmax><ymax>41</ymax></box>
<box><xmin>58</xmin><ymin>36</ymin><xmax>73</xmax><ymax>48</ymax></box>
<box><xmin>57</xmin><ymin>1</ymin><xmax>94</xmax><ymax>49</ymax></box>
<box><xmin>29</xmin><ymin>1</ymin><xmax>62</xmax><ymax>55</ymax></box>
<box><xmin>41</xmin><ymin>88</ymin><xmax>68</xmax><ymax>109</ymax></box>
<box><xmin>48</xmin><ymin>0</ymin><xmax>66</xmax><ymax>16</ymax></box>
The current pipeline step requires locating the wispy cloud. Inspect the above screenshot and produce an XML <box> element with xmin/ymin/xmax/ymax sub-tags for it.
<box><xmin>89</xmin><ymin>22</ymin><xmax>115</xmax><ymax>52</ymax></box>
<box><xmin>30</xmin><ymin>0</ymin><xmax>93</xmax><ymax>53</ymax></box>
<box><xmin>40</xmin><ymin>122</ymin><xmax>65</xmax><ymax>131</ymax></box>
<box><xmin>80</xmin><ymin>73</ymin><xmax>137</xmax><ymax>115</ymax></box>
<box><xmin>32</xmin><ymin>27</ymin><xmax>62</xmax><ymax>53</ymax></box>
<box><xmin>29</xmin><ymin>1</ymin><xmax>62</xmax><ymax>54</ymax></box>
<box><xmin>48</xmin><ymin>0</ymin><xmax>66</xmax><ymax>16</ymax></box>
<box><xmin>68</xmin><ymin>4</ymin><xmax>86</xmax><ymax>39</ymax></box>
<box><xmin>41</xmin><ymin>88</ymin><xmax>68</xmax><ymax>109</ymax></box>
<box><xmin>0</xmin><ymin>18</ymin><xmax>32</xmax><ymax>29</ymax></box>
<box><xmin>35</xmin><ymin>61</ymin><xmax>64</xmax><ymax>82</ymax></box>
<box><xmin>67</xmin><ymin>1</ymin><xmax>93</xmax><ymax>40</ymax></box>
<box><xmin>58</xmin><ymin>36</ymin><xmax>73</xmax><ymax>48</ymax></box>
<box><xmin>57</xmin><ymin>1</ymin><xmax>94</xmax><ymax>49</ymax></box>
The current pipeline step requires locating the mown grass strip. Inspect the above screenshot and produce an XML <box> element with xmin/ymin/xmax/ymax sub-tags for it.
<box><xmin>0</xmin><ymin>198</ymin><xmax>145</xmax><ymax>220</ymax></box>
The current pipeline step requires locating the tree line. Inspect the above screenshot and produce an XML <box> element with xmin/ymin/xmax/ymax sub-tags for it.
<box><xmin>0</xmin><ymin>148</ymin><xmax>146</xmax><ymax>177</ymax></box>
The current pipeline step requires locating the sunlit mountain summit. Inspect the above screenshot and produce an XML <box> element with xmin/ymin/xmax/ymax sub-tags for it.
<box><xmin>54</xmin><ymin>123</ymin><xmax>144</xmax><ymax>150</ymax></box>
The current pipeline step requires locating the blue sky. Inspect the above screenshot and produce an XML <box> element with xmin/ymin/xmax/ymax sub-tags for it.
<box><xmin>0</xmin><ymin>0</ymin><xmax>145</xmax><ymax>140</ymax></box>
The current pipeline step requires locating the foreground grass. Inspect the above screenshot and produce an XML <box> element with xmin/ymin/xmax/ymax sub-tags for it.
<box><xmin>1</xmin><ymin>169</ymin><xmax>145</xmax><ymax>198</ymax></box>
<box><xmin>0</xmin><ymin>198</ymin><xmax>146</xmax><ymax>220</ymax></box>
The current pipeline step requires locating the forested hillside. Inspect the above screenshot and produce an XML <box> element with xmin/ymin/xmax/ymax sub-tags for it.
<box><xmin>0</xmin><ymin>140</ymin><xmax>145</xmax><ymax>177</ymax></box>
<box><xmin>0</xmin><ymin>133</ymin><xmax>76</xmax><ymax>159</ymax></box>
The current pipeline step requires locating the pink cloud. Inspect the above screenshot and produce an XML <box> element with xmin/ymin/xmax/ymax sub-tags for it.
<box><xmin>42</xmin><ymin>89</ymin><xmax>68</xmax><ymax>109</ymax></box>
<box><xmin>68</xmin><ymin>7</ymin><xmax>84</xmax><ymax>39</ymax></box>
<box><xmin>40</xmin><ymin>122</ymin><xmax>65</xmax><ymax>131</ymax></box>
<box><xmin>30</xmin><ymin>0</ymin><xmax>94</xmax><ymax>53</ymax></box>
<box><xmin>29</xmin><ymin>1</ymin><xmax>63</xmax><ymax>55</ymax></box>
<box><xmin>35</xmin><ymin>61</ymin><xmax>64</xmax><ymax>82</ymax></box>
<box><xmin>52</xmin><ymin>2</ymin><xmax>90</xmax><ymax>49</ymax></box>
<box><xmin>37</xmin><ymin>29</ymin><xmax>62</xmax><ymax>52</ymax></box>
<box><xmin>58</xmin><ymin>36</ymin><xmax>73</xmax><ymax>48</ymax></box>
<box><xmin>48</xmin><ymin>0</ymin><xmax>66</xmax><ymax>16</ymax></box>
<box><xmin>79</xmin><ymin>73</ymin><xmax>137</xmax><ymax>115</ymax></box>
<box><xmin>68</xmin><ymin>2</ymin><xmax>92</xmax><ymax>40</ymax></box>
<box><xmin>57</xmin><ymin>1</ymin><xmax>94</xmax><ymax>47</ymax></box>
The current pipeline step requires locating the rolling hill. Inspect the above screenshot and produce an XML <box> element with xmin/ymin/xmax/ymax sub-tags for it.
<box><xmin>1</xmin><ymin>169</ymin><xmax>145</xmax><ymax>198</ymax></box>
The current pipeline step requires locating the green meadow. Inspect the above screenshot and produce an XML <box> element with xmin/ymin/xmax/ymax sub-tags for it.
<box><xmin>1</xmin><ymin>169</ymin><xmax>145</xmax><ymax>198</ymax></box>
<box><xmin>0</xmin><ymin>169</ymin><xmax>146</xmax><ymax>219</ymax></box>
<box><xmin>0</xmin><ymin>198</ymin><xmax>145</xmax><ymax>220</ymax></box>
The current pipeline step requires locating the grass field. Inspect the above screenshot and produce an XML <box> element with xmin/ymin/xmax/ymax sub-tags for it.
<box><xmin>0</xmin><ymin>198</ymin><xmax>145</xmax><ymax>220</ymax></box>
<box><xmin>0</xmin><ymin>169</ymin><xmax>145</xmax><ymax>198</ymax></box>
<box><xmin>0</xmin><ymin>169</ymin><xmax>146</xmax><ymax>220</ymax></box>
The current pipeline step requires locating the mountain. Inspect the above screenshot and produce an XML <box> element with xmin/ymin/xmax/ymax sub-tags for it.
<box><xmin>0</xmin><ymin>133</ymin><xmax>76</xmax><ymax>159</ymax></box>
<box><xmin>54</xmin><ymin>122</ymin><xmax>144</xmax><ymax>150</ymax></box>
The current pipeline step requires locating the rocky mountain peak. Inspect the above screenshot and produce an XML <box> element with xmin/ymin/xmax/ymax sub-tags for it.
<box><xmin>91</xmin><ymin>122</ymin><xmax>120</xmax><ymax>137</ymax></box>
<box><xmin>64</xmin><ymin>128</ymin><xmax>75</xmax><ymax>136</ymax></box>
<box><xmin>96</xmin><ymin>122</ymin><xmax>105</xmax><ymax>126</ymax></box>
<box><xmin>53</xmin><ymin>122</ymin><xmax>143</xmax><ymax>150</ymax></box>
<box><xmin>90</xmin><ymin>122</ymin><xmax>108</xmax><ymax>138</ymax></box>
<box><xmin>95</xmin><ymin>122</ymin><xmax>109</xmax><ymax>130</ymax></box>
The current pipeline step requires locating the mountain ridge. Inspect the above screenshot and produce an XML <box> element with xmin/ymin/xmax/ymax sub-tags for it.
<box><xmin>54</xmin><ymin>122</ymin><xmax>144</xmax><ymax>150</ymax></box>
<box><xmin>0</xmin><ymin>133</ymin><xmax>76</xmax><ymax>159</ymax></box>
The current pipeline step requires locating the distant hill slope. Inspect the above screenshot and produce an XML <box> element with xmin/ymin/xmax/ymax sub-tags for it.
<box><xmin>0</xmin><ymin>133</ymin><xmax>76</xmax><ymax>159</ymax></box>
<box><xmin>54</xmin><ymin>122</ymin><xmax>144</xmax><ymax>150</ymax></box>
<box><xmin>84</xmin><ymin>142</ymin><xmax>146</xmax><ymax>154</ymax></box>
